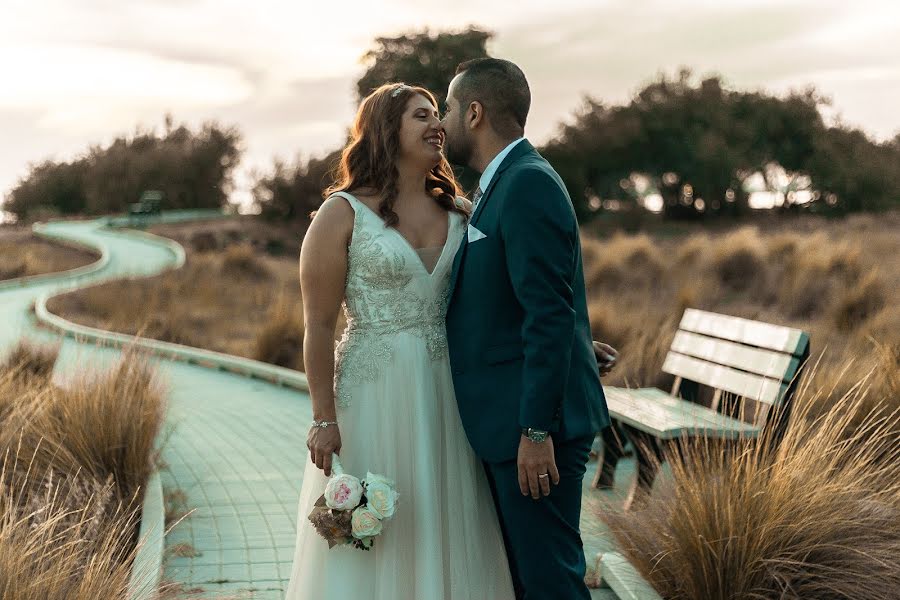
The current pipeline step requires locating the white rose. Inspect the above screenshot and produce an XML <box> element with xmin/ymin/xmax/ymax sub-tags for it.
<box><xmin>351</xmin><ymin>506</ymin><xmax>384</xmax><ymax>539</ymax></box>
<box><xmin>324</xmin><ymin>474</ymin><xmax>363</xmax><ymax>511</ymax></box>
<box><xmin>364</xmin><ymin>473</ymin><xmax>399</xmax><ymax>519</ymax></box>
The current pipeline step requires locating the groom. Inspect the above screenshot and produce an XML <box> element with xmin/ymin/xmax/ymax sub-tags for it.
<box><xmin>443</xmin><ymin>58</ymin><xmax>610</xmax><ymax>599</ymax></box>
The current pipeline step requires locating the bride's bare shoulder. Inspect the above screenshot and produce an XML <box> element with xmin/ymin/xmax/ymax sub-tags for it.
<box><xmin>345</xmin><ymin>188</ymin><xmax>382</xmax><ymax>212</ymax></box>
<box><xmin>307</xmin><ymin>194</ymin><xmax>355</xmax><ymax>240</ymax></box>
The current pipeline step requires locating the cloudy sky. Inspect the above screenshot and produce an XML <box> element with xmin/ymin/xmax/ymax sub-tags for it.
<box><xmin>1</xmin><ymin>0</ymin><xmax>898</xmax><ymax>211</ymax></box>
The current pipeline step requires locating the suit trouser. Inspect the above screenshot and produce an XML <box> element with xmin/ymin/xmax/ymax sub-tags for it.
<box><xmin>483</xmin><ymin>435</ymin><xmax>594</xmax><ymax>600</ymax></box>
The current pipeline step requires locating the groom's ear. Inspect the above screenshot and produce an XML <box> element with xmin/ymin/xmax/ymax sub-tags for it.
<box><xmin>467</xmin><ymin>101</ymin><xmax>484</xmax><ymax>130</ymax></box>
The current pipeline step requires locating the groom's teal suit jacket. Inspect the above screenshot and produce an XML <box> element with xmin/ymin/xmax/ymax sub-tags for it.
<box><xmin>446</xmin><ymin>140</ymin><xmax>609</xmax><ymax>463</ymax></box>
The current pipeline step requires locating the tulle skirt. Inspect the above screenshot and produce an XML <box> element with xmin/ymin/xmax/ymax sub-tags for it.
<box><xmin>284</xmin><ymin>332</ymin><xmax>515</xmax><ymax>599</ymax></box>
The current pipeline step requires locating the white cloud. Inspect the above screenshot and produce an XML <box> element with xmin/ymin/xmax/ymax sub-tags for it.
<box><xmin>0</xmin><ymin>44</ymin><xmax>253</xmax><ymax>133</ymax></box>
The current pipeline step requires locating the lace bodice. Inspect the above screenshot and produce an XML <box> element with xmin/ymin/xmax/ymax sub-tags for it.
<box><xmin>330</xmin><ymin>192</ymin><xmax>466</xmax><ymax>407</ymax></box>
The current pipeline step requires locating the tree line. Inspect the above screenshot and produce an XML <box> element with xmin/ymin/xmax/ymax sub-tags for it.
<box><xmin>5</xmin><ymin>28</ymin><xmax>898</xmax><ymax>223</ymax></box>
<box><xmin>5</xmin><ymin>116</ymin><xmax>241</xmax><ymax>221</ymax></box>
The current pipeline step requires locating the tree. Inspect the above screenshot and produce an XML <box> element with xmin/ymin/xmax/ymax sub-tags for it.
<box><xmin>357</xmin><ymin>27</ymin><xmax>493</xmax><ymax>106</ymax></box>
<box><xmin>4</xmin><ymin>116</ymin><xmax>242</xmax><ymax>221</ymax></box>
<box><xmin>803</xmin><ymin>126</ymin><xmax>900</xmax><ymax>214</ymax></box>
<box><xmin>3</xmin><ymin>159</ymin><xmax>89</xmax><ymax>220</ymax></box>
<box><xmin>252</xmin><ymin>149</ymin><xmax>342</xmax><ymax>226</ymax></box>
<box><xmin>541</xmin><ymin>69</ymin><xmax>834</xmax><ymax>220</ymax></box>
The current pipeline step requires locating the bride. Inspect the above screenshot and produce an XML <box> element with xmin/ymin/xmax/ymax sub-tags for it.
<box><xmin>284</xmin><ymin>83</ymin><xmax>516</xmax><ymax>599</ymax></box>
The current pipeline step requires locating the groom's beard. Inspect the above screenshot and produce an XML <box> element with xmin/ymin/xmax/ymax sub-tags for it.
<box><xmin>445</xmin><ymin>136</ymin><xmax>473</xmax><ymax>170</ymax></box>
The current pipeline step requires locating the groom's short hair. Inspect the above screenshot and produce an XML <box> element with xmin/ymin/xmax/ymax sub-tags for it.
<box><xmin>454</xmin><ymin>58</ymin><xmax>530</xmax><ymax>139</ymax></box>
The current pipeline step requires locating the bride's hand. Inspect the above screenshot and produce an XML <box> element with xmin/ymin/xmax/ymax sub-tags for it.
<box><xmin>307</xmin><ymin>424</ymin><xmax>342</xmax><ymax>476</ymax></box>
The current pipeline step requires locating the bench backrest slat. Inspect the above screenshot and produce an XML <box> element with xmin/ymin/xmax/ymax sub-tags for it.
<box><xmin>680</xmin><ymin>308</ymin><xmax>809</xmax><ymax>356</ymax></box>
<box><xmin>663</xmin><ymin>351</ymin><xmax>788</xmax><ymax>406</ymax></box>
<box><xmin>670</xmin><ymin>330</ymin><xmax>801</xmax><ymax>381</ymax></box>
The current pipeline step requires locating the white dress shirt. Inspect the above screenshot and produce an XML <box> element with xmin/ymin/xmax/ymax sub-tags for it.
<box><xmin>478</xmin><ymin>137</ymin><xmax>526</xmax><ymax>193</ymax></box>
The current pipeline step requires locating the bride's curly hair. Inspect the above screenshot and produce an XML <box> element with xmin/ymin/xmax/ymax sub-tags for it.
<box><xmin>324</xmin><ymin>83</ymin><xmax>466</xmax><ymax>226</ymax></box>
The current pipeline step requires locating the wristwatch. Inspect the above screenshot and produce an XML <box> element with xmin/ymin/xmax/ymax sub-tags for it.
<box><xmin>522</xmin><ymin>427</ymin><xmax>549</xmax><ymax>443</ymax></box>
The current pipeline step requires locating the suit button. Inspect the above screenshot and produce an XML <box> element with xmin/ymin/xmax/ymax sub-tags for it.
<box><xmin>452</xmin><ymin>368</ymin><xmax>463</xmax><ymax>375</ymax></box>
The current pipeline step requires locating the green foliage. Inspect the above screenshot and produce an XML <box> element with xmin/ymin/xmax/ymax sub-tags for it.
<box><xmin>542</xmin><ymin>68</ymin><xmax>900</xmax><ymax>220</ymax></box>
<box><xmin>804</xmin><ymin>126</ymin><xmax>900</xmax><ymax>214</ymax></box>
<box><xmin>252</xmin><ymin>150</ymin><xmax>342</xmax><ymax>224</ymax></box>
<box><xmin>357</xmin><ymin>27</ymin><xmax>493</xmax><ymax>106</ymax></box>
<box><xmin>5</xmin><ymin>116</ymin><xmax>241</xmax><ymax>221</ymax></box>
<box><xmin>4</xmin><ymin>159</ymin><xmax>90</xmax><ymax>219</ymax></box>
<box><xmin>254</xmin><ymin>27</ymin><xmax>493</xmax><ymax>222</ymax></box>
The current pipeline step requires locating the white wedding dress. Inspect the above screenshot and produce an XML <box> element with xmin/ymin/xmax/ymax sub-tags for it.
<box><xmin>284</xmin><ymin>192</ymin><xmax>515</xmax><ymax>600</ymax></box>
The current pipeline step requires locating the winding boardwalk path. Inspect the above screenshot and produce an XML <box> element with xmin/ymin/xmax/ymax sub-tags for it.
<box><xmin>1</xmin><ymin>213</ymin><xmax>624</xmax><ymax>599</ymax></box>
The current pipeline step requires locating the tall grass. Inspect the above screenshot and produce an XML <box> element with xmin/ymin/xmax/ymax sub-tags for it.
<box><xmin>254</xmin><ymin>289</ymin><xmax>304</xmax><ymax>370</ymax></box>
<box><xmin>0</xmin><ymin>456</ymin><xmax>142</xmax><ymax>600</ymax></box>
<box><xmin>601</xmin><ymin>366</ymin><xmax>900</xmax><ymax>600</ymax></box>
<box><xmin>0</xmin><ymin>339</ymin><xmax>60</xmax><ymax>384</ymax></box>
<box><xmin>585</xmin><ymin>214</ymin><xmax>899</xmax><ymax>409</ymax></box>
<box><xmin>46</xmin><ymin>248</ymin><xmax>310</xmax><ymax>363</ymax></box>
<box><xmin>47</xmin><ymin>212</ymin><xmax>898</xmax><ymax>409</ymax></box>
<box><xmin>0</xmin><ymin>339</ymin><xmax>168</xmax><ymax>599</ymax></box>
<box><xmin>0</xmin><ymin>235</ymin><xmax>98</xmax><ymax>280</ymax></box>
<box><xmin>221</xmin><ymin>243</ymin><xmax>271</xmax><ymax>280</ymax></box>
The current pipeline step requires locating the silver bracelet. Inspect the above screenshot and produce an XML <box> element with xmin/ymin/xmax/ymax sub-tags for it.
<box><xmin>311</xmin><ymin>419</ymin><xmax>338</xmax><ymax>429</ymax></box>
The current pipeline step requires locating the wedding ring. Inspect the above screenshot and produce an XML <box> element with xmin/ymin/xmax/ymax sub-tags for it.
<box><xmin>538</xmin><ymin>473</ymin><xmax>549</xmax><ymax>479</ymax></box>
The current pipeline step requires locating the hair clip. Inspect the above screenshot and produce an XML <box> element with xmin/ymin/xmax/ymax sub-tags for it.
<box><xmin>391</xmin><ymin>85</ymin><xmax>410</xmax><ymax>98</ymax></box>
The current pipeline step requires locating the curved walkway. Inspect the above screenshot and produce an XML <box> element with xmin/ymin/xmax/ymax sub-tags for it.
<box><xmin>1</xmin><ymin>212</ymin><xmax>622</xmax><ymax>600</ymax></box>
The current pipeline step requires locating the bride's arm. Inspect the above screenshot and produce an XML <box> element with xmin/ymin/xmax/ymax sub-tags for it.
<box><xmin>299</xmin><ymin>196</ymin><xmax>354</xmax><ymax>476</ymax></box>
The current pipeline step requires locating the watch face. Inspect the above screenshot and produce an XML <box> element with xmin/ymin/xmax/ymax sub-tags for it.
<box><xmin>522</xmin><ymin>428</ymin><xmax>548</xmax><ymax>442</ymax></box>
<box><xmin>529</xmin><ymin>430</ymin><xmax>548</xmax><ymax>442</ymax></box>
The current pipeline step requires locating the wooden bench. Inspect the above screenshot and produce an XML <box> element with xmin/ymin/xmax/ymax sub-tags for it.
<box><xmin>595</xmin><ymin>308</ymin><xmax>809</xmax><ymax>509</ymax></box>
<box><xmin>128</xmin><ymin>190</ymin><xmax>163</xmax><ymax>226</ymax></box>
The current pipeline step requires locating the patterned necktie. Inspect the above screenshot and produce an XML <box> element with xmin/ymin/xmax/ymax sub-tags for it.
<box><xmin>471</xmin><ymin>186</ymin><xmax>484</xmax><ymax>214</ymax></box>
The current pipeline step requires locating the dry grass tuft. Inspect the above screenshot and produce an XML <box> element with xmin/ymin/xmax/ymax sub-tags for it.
<box><xmin>601</xmin><ymin>367</ymin><xmax>900</xmax><ymax>600</ymax></box>
<box><xmin>710</xmin><ymin>226</ymin><xmax>767</xmax><ymax>292</ymax></box>
<box><xmin>0</xmin><ymin>466</ymin><xmax>143</xmax><ymax>600</ymax></box>
<box><xmin>831</xmin><ymin>271</ymin><xmax>885</xmax><ymax>332</ymax></box>
<box><xmin>0</xmin><ymin>338</ymin><xmax>60</xmax><ymax>383</ymax></box>
<box><xmin>0</xmin><ymin>258</ymin><xmax>26</xmax><ymax>279</ymax></box>
<box><xmin>189</xmin><ymin>230</ymin><xmax>220</xmax><ymax>252</ymax></box>
<box><xmin>221</xmin><ymin>243</ymin><xmax>271</xmax><ymax>280</ymax></box>
<box><xmin>254</xmin><ymin>291</ymin><xmax>304</xmax><ymax>370</ymax></box>
<box><xmin>774</xmin><ymin>234</ymin><xmax>866</xmax><ymax>318</ymax></box>
<box><xmin>47</xmin><ymin>350</ymin><xmax>168</xmax><ymax>504</ymax></box>
<box><xmin>586</xmin><ymin>214</ymin><xmax>897</xmax><ymax>409</ymax></box>
<box><xmin>47</xmin><ymin>212</ymin><xmax>898</xmax><ymax>411</ymax></box>
<box><xmin>48</xmin><ymin>249</ymin><xmax>317</xmax><ymax>364</ymax></box>
<box><xmin>0</xmin><ymin>342</ymin><xmax>168</xmax><ymax>599</ymax></box>
<box><xmin>584</xmin><ymin>233</ymin><xmax>665</xmax><ymax>291</ymax></box>
<box><xmin>674</xmin><ymin>233</ymin><xmax>710</xmax><ymax>266</ymax></box>
<box><xmin>0</xmin><ymin>234</ymin><xmax>98</xmax><ymax>280</ymax></box>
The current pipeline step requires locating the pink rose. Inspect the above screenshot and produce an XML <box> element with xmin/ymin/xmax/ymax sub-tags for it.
<box><xmin>324</xmin><ymin>474</ymin><xmax>363</xmax><ymax>511</ymax></box>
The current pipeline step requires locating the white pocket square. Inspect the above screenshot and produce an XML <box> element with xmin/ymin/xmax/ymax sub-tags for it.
<box><xmin>467</xmin><ymin>224</ymin><xmax>487</xmax><ymax>243</ymax></box>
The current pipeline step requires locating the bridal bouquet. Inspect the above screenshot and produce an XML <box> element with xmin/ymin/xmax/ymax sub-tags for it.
<box><xmin>307</xmin><ymin>453</ymin><xmax>400</xmax><ymax>551</ymax></box>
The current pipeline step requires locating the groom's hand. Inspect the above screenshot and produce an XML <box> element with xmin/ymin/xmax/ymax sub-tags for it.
<box><xmin>593</xmin><ymin>341</ymin><xmax>619</xmax><ymax>377</ymax></box>
<box><xmin>517</xmin><ymin>435</ymin><xmax>560</xmax><ymax>499</ymax></box>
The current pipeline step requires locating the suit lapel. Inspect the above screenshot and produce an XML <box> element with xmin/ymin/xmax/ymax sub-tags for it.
<box><xmin>448</xmin><ymin>232</ymin><xmax>468</xmax><ymax>295</ymax></box>
<box><xmin>447</xmin><ymin>140</ymin><xmax>536</xmax><ymax>296</ymax></box>
<box><xmin>470</xmin><ymin>140</ymin><xmax>535</xmax><ymax>228</ymax></box>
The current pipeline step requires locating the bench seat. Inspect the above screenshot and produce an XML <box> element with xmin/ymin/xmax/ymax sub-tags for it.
<box><xmin>604</xmin><ymin>386</ymin><xmax>759</xmax><ymax>440</ymax></box>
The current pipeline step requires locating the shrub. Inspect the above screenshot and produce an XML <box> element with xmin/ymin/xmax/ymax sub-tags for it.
<box><xmin>601</xmin><ymin>370</ymin><xmax>900</xmax><ymax>600</ymax></box>
<box><xmin>221</xmin><ymin>243</ymin><xmax>271</xmax><ymax>280</ymax></box>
